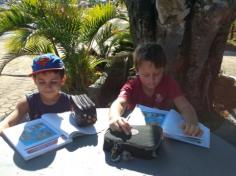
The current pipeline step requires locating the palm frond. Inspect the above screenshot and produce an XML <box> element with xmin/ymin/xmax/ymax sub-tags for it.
<box><xmin>4</xmin><ymin>29</ymin><xmax>32</xmax><ymax>54</ymax></box>
<box><xmin>35</xmin><ymin>2</ymin><xmax>82</xmax><ymax>54</ymax></box>
<box><xmin>0</xmin><ymin>0</ymin><xmax>132</xmax><ymax>92</ymax></box>
<box><xmin>0</xmin><ymin>7</ymin><xmax>33</xmax><ymax>34</ymax></box>
<box><xmin>91</xmin><ymin>23</ymin><xmax>116</xmax><ymax>57</ymax></box>
<box><xmin>88</xmin><ymin>56</ymin><xmax>109</xmax><ymax>70</ymax></box>
<box><xmin>80</xmin><ymin>3</ymin><xmax>117</xmax><ymax>43</ymax></box>
<box><xmin>24</xmin><ymin>34</ymin><xmax>55</xmax><ymax>55</ymax></box>
<box><xmin>110</xmin><ymin>29</ymin><xmax>134</xmax><ymax>55</ymax></box>
<box><xmin>64</xmin><ymin>48</ymin><xmax>108</xmax><ymax>91</ymax></box>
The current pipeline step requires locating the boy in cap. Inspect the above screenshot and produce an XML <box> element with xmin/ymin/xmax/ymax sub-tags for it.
<box><xmin>0</xmin><ymin>53</ymin><xmax>71</xmax><ymax>134</ymax></box>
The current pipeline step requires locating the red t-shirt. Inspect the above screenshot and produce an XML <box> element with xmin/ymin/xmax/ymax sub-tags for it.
<box><xmin>118</xmin><ymin>74</ymin><xmax>183</xmax><ymax>110</ymax></box>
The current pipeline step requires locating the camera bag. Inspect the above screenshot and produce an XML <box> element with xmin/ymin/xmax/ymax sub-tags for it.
<box><xmin>103</xmin><ymin>125</ymin><xmax>163</xmax><ymax>161</ymax></box>
<box><xmin>70</xmin><ymin>94</ymin><xmax>97</xmax><ymax>127</ymax></box>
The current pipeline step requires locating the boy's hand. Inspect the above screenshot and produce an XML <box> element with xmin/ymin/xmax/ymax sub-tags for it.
<box><xmin>109</xmin><ymin>117</ymin><xmax>132</xmax><ymax>135</ymax></box>
<box><xmin>181</xmin><ymin>123</ymin><xmax>203</xmax><ymax>137</ymax></box>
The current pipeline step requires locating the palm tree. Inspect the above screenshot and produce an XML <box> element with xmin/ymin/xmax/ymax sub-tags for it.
<box><xmin>0</xmin><ymin>0</ymin><xmax>132</xmax><ymax>92</ymax></box>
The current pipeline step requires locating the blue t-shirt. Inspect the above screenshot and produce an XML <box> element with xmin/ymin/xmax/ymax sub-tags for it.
<box><xmin>26</xmin><ymin>92</ymin><xmax>71</xmax><ymax>120</ymax></box>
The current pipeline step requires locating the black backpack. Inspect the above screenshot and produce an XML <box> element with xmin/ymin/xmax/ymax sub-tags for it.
<box><xmin>103</xmin><ymin>125</ymin><xmax>163</xmax><ymax>161</ymax></box>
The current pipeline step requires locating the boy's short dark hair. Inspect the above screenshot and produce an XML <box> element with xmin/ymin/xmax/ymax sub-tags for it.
<box><xmin>133</xmin><ymin>43</ymin><xmax>166</xmax><ymax>70</ymax></box>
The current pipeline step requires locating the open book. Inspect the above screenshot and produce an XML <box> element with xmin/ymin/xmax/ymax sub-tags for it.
<box><xmin>2</xmin><ymin>110</ymin><xmax>108</xmax><ymax>160</ymax></box>
<box><xmin>128</xmin><ymin>105</ymin><xmax>210</xmax><ymax>148</ymax></box>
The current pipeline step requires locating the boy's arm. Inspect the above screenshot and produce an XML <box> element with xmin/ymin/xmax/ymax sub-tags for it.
<box><xmin>109</xmin><ymin>97</ymin><xmax>131</xmax><ymax>135</ymax></box>
<box><xmin>0</xmin><ymin>97</ymin><xmax>29</xmax><ymax>134</ymax></box>
<box><xmin>174</xmin><ymin>96</ymin><xmax>202</xmax><ymax>137</ymax></box>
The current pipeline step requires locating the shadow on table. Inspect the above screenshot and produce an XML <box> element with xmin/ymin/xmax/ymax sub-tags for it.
<box><xmin>12</xmin><ymin>134</ymin><xmax>98</xmax><ymax>171</ymax></box>
<box><xmin>13</xmin><ymin>150</ymin><xmax>57</xmax><ymax>170</ymax></box>
<box><xmin>65</xmin><ymin>134</ymin><xmax>98</xmax><ymax>151</ymax></box>
<box><xmin>104</xmin><ymin>145</ymin><xmax>167</xmax><ymax>175</ymax></box>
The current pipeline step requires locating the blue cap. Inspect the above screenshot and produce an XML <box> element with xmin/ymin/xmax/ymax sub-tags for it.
<box><xmin>30</xmin><ymin>53</ymin><xmax>64</xmax><ymax>75</ymax></box>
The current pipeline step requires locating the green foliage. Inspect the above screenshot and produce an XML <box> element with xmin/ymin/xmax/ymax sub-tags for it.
<box><xmin>227</xmin><ymin>19</ymin><xmax>236</xmax><ymax>46</ymax></box>
<box><xmin>0</xmin><ymin>0</ymin><xmax>132</xmax><ymax>92</ymax></box>
<box><xmin>0</xmin><ymin>7</ymin><xmax>33</xmax><ymax>35</ymax></box>
<box><xmin>80</xmin><ymin>3</ymin><xmax>116</xmax><ymax>43</ymax></box>
<box><xmin>111</xmin><ymin>29</ymin><xmax>133</xmax><ymax>54</ymax></box>
<box><xmin>64</xmin><ymin>49</ymin><xmax>108</xmax><ymax>92</ymax></box>
<box><xmin>24</xmin><ymin>35</ymin><xmax>55</xmax><ymax>54</ymax></box>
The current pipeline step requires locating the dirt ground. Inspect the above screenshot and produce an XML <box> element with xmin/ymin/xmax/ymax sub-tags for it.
<box><xmin>213</xmin><ymin>75</ymin><xmax>236</xmax><ymax>125</ymax></box>
<box><xmin>214</xmin><ymin>45</ymin><xmax>236</xmax><ymax>119</ymax></box>
<box><xmin>214</xmin><ymin>76</ymin><xmax>236</xmax><ymax>114</ymax></box>
<box><xmin>213</xmin><ymin>73</ymin><xmax>236</xmax><ymax>146</ymax></box>
<box><xmin>211</xmin><ymin>45</ymin><xmax>236</xmax><ymax>145</ymax></box>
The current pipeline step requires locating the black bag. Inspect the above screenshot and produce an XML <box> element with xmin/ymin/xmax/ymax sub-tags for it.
<box><xmin>70</xmin><ymin>94</ymin><xmax>97</xmax><ymax>127</ymax></box>
<box><xmin>103</xmin><ymin>125</ymin><xmax>163</xmax><ymax>161</ymax></box>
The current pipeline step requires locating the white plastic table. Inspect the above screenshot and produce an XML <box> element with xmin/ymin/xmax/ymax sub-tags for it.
<box><xmin>1</xmin><ymin>108</ymin><xmax>236</xmax><ymax>176</ymax></box>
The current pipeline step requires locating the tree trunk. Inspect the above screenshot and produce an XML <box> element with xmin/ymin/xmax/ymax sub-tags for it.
<box><xmin>181</xmin><ymin>2</ymin><xmax>236</xmax><ymax>113</ymax></box>
<box><xmin>124</xmin><ymin>0</ymin><xmax>236</xmax><ymax>118</ymax></box>
<box><xmin>124</xmin><ymin>0</ymin><xmax>157</xmax><ymax>44</ymax></box>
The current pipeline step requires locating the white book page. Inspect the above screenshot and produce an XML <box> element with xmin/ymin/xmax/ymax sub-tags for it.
<box><xmin>162</xmin><ymin>110</ymin><xmax>210</xmax><ymax>148</ymax></box>
<box><xmin>42</xmin><ymin>110</ymin><xmax>109</xmax><ymax>138</ymax></box>
<box><xmin>42</xmin><ymin>112</ymin><xmax>78</xmax><ymax>138</ymax></box>
<box><xmin>128</xmin><ymin>105</ymin><xmax>210</xmax><ymax>148</ymax></box>
<box><xmin>128</xmin><ymin>104</ymin><xmax>168</xmax><ymax>126</ymax></box>
<box><xmin>161</xmin><ymin>110</ymin><xmax>185</xmax><ymax>135</ymax></box>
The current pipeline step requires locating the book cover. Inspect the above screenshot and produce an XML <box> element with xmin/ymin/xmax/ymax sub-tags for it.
<box><xmin>2</xmin><ymin>118</ymin><xmax>68</xmax><ymax>160</ymax></box>
<box><xmin>128</xmin><ymin>104</ymin><xmax>210</xmax><ymax>148</ymax></box>
<box><xmin>2</xmin><ymin>110</ymin><xmax>109</xmax><ymax>160</ymax></box>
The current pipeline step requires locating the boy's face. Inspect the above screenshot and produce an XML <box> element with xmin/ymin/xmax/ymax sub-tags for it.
<box><xmin>33</xmin><ymin>71</ymin><xmax>66</xmax><ymax>99</ymax></box>
<box><xmin>137</xmin><ymin>61</ymin><xmax>164</xmax><ymax>90</ymax></box>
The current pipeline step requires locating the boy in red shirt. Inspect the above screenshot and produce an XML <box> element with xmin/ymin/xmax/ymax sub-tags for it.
<box><xmin>109</xmin><ymin>43</ymin><xmax>202</xmax><ymax>136</ymax></box>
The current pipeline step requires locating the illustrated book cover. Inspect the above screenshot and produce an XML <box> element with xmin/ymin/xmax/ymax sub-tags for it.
<box><xmin>2</xmin><ymin>109</ymin><xmax>108</xmax><ymax>160</ymax></box>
